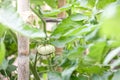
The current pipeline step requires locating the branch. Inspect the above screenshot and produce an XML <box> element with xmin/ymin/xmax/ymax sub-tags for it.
<box><xmin>44</xmin><ymin>18</ymin><xmax>63</xmax><ymax>22</ymax></box>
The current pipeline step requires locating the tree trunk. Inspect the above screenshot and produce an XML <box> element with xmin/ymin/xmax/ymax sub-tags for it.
<box><xmin>17</xmin><ymin>0</ymin><xmax>30</xmax><ymax>80</ymax></box>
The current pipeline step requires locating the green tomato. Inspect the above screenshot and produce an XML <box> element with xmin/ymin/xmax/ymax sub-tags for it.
<box><xmin>37</xmin><ymin>44</ymin><xmax>55</xmax><ymax>55</ymax></box>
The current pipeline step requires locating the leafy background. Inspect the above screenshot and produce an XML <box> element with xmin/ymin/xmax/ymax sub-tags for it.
<box><xmin>0</xmin><ymin>0</ymin><xmax>120</xmax><ymax>80</ymax></box>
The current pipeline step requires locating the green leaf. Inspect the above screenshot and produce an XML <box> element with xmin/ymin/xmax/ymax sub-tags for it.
<box><xmin>77</xmin><ymin>64</ymin><xmax>108</xmax><ymax>75</ymax></box>
<box><xmin>100</xmin><ymin>4</ymin><xmax>120</xmax><ymax>40</ymax></box>
<box><xmin>88</xmin><ymin>0</ymin><xmax>117</xmax><ymax>9</ymax></box>
<box><xmin>97</xmin><ymin>0</ymin><xmax>117</xmax><ymax>9</ymax></box>
<box><xmin>9</xmin><ymin>58</ymin><xmax>16</xmax><ymax>65</ymax></box>
<box><xmin>87</xmin><ymin>41</ymin><xmax>107</xmax><ymax>62</ymax></box>
<box><xmin>91</xmin><ymin>74</ymin><xmax>103</xmax><ymax>80</ymax></box>
<box><xmin>70</xmin><ymin>75</ymin><xmax>88</xmax><ymax>80</ymax></box>
<box><xmin>48</xmin><ymin>71</ymin><xmax>62</xmax><ymax>80</ymax></box>
<box><xmin>71</xmin><ymin>14</ymin><xmax>88</xmax><ymax>21</ymax></box>
<box><xmin>51</xmin><ymin>13</ymin><xmax>87</xmax><ymax>38</ymax></box>
<box><xmin>76</xmin><ymin>0</ymin><xmax>88</xmax><ymax>7</ymax></box>
<box><xmin>44</xmin><ymin>0</ymin><xmax>57</xmax><ymax>8</ymax></box>
<box><xmin>85</xmin><ymin>27</ymin><xmax>99</xmax><ymax>41</ymax></box>
<box><xmin>90</xmin><ymin>72</ymin><xmax>113</xmax><ymax>80</ymax></box>
<box><xmin>63</xmin><ymin>24</ymin><xmax>96</xmax><ymax>37</ymax></box>
<box><xmin>51</xmin><ymin>36</ymin><xmax>76</xmax><ymax>47</ymax></box>
<box><xmin>4</xmin><ymin>31</ymin><xmax>17</xmax><ymax>57</ymax></box>
<box><xmin>62</xmin><ymin>62</ymin><xmax>78</xmax><ymax>80</ymax></box>
<box><xmin>102</xmin><ymin>72</ymin><xmax>113</xmax><ymax>80</ymax></box>
<box><xmin>103</xmin><ymin>47</ymin><xmax>120</xmax><ymax>65</ymax></box>
<box><xmin>0</xmin><ymin>39</ymin><xmax>5</xmax><ymax>64</ymax></box>
<box><xmin>43</xmin><ymin>4</ymin><xmax>72</xmax><ymax>16</ymax></box>
<box><xmin>60</xmin><ymin>58</ymin><xmax>72</xmax><ymax>68</ymax></box>
<box><xmin>0</xmin><ymin>24</ymin><xmax>7</xmax><ymax>37</ymax></box>
<box><xmin>0</xmin><ymin>59</ymin><xmax>9</xmax><ymax>70</ymax></box>
<box><xmin>109</xmin><ymin>41</ymin><xmax>120</xmax><ymax>48</ymax></box>
<box><xmin>112</xmin><ymin>70</ymin><xmax>120</xmax><ymax>80</ymax></box>
<box><xmin>67</xmin><ymin>46</ymin><xmax>85</xmax><ymax>60</ymax></box>
<box><xmin>30</xmin><ymin>0</ymin><xmax>44</xmax><ymax>5</ymax></box>
<box><xmin>0</xmin><ymin>5</ymin><xmax>45</xmax><ymax>38</ymax></box>
<box><xmin>110</xmin><ymin>58</ymin><xmax>120</xmax><ymax>69</ymax></box>
<box><xmin>7</xmin><ymin>65</ymin><xmax>17</xmax><ymax>72</ymax></box>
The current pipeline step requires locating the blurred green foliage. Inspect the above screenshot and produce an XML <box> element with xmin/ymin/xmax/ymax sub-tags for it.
<box><xmin>0</xmin><ymin>0</ymin><xmax>120</xmax><ymax>80</ymax></box>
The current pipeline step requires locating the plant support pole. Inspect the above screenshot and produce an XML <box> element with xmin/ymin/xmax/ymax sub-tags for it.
<box><xmin>55</xmin><ymin>0</ymin><xmax>66</xmax><ymax>72</ymax></box>
<box><xmin>56</xmin><ymin>0</ymin><xmax>66</xmax><ymax>55</ymax></box>
<box><xmin>58</xmin><ymin>0</ymin><xmax>66</xmax><ymax>18</ymax></box>
<box><xmin>17</xmin><ymin>0</ymin><xmax>30</xmax><ymax>80</ymax></box>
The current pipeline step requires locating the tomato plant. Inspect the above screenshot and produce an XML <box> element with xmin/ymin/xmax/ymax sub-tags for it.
<box><xmin>0</xmin><ymin>0</ymin><xmax>120</xmax><ymax>80</ymax></box>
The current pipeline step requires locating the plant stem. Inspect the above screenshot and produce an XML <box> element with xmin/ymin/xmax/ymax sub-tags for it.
<box><xmin>30</xmin><ymin>62</ymin><xmax>41</xmax><ymax>80</ymax></box>
<box><xmin>31</xmin><ymin>7</ymin><xmax>48</xmax><ymax>41</ymax></box>
<box><xmin>34</xmin><ymin>53</ymin><xmax>38</xmax><ymax>68</ymax></box>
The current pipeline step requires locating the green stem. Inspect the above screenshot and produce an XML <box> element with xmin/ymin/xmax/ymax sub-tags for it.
<box><xmin>34</xmin><ymin>53</ymin><xmax>38</xmax><ymax>68</ymax></box>
<box><xmin>48</xmin><ymin>56</ymin><xmax>53</xmax><ymax>71</ymax></box>
<box><xmin>4</xmin><ymin>70</ymin><xmax>9</xmax><ymax>80</ymax></box>
<box><xmin>30</xmin><ymin>62</ymin><xmax>41</xmax><ymax>80</ymax></box>
<box><xmin>31</xmin><ymin>6</ymin><xmax>48</xmax><ymax>40</ymax></box>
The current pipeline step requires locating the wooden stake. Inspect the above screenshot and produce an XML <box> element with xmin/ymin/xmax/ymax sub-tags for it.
<box><xmin>58</xmin><ymin>0</ymin><xmax>66</xmax><ymax>18</ymax></box>
<box><xmin>56</xmin><ymin>0</ymin><xmax>66</xmax><ymax>55</ymax></box>
<box><xmin>17</xmin><ymin>0</ymin><xmax>31</xmax><ymax>80</ymax></box>
<box><xmin>17</xmin><ymin>35</ymin><xmax>29</xmax><ymax>80</ymax></box>
<box><xmin>55</xmin><ymin>0</ymin><xmax>66</xmax><ymax>72</ymax></box>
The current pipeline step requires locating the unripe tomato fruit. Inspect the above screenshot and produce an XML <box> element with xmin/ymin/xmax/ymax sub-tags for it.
<box><xmin>37</xmin><ymin>44</ymin><xmax>55</xmax><ymax>55</ymax></box>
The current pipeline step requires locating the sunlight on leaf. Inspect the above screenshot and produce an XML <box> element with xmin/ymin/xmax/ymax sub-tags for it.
<box><xmin>100</xmin><ymin>4</ymin><xmax>120</xmax><ymax>40</ymax></box>
<box><xmin>0</xmin><ymin>5</ymin><xmax>45</xmax><ymax>38</ymax></box>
